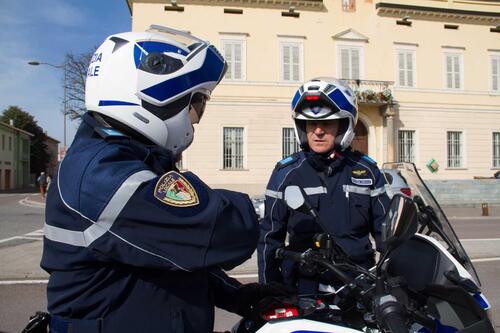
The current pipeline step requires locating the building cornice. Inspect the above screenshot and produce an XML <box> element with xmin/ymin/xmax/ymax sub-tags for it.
<box><xmin>127</xmin><ymin>0</ymin><xmax>324</xmax><ymax>12</ymax></box>
<box><xmin>376</xmin><ymin>2</ymin><xmax>500</xmax><ymax>23</ymax></box>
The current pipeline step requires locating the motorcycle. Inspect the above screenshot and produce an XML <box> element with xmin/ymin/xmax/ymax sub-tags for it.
<box><xmin>232</xmin><ymin>162</ymin><xmax>494</xmax><ymax>333</ymax></box>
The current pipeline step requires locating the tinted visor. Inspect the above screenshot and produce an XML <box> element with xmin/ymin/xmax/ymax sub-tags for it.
<box><xmin>188</xmin><ymin>93</ymin><xmax>208</xmax><ymax>124</ymax></box>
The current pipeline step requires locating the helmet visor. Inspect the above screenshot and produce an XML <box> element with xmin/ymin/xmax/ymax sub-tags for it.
<box><xmin>188</xmin><ymin>93</ymin><xmax>208</xmax><ymax>124</ymax></box>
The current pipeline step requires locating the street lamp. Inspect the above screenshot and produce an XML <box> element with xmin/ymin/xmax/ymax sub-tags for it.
<box><xmin>28</xmin><ymin>60</ymin><xmax>68</xmax><ymax>150</ymax></box>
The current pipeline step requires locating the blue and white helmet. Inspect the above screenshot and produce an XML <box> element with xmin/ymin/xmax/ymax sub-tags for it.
<box><xmin>85</xmin><ymin>25</ymin><xmax>227</xmax><ymax>156</ymax></box>
<box><xmin>291</xmin><ymin>78</ymin><xmax>358</xmax><ymax>151</ymax></box>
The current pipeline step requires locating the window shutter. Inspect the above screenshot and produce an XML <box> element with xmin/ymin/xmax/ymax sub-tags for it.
<box><xmin>492</xmin><ymin>57</ymin><xmax>499</xmax><ymax>91</ymax></box>
<box><xmin>292</xmin><ymin>46</ymin><xmax>300</xmax><ymax>81</ymax></box>
<box><xmin>398</xmin><ymin>52</ymin><xmax>406</xmax><ymax>86</ymax></box>
<box><xmin>234</xmin><ymin>43</ymin><xmax>242</xmax><ymax>79</ymax></box>
<box><xmin>283</xmin><ymin>45</ymin><xmax>291</xmax><ymax>81</ymax></box>
<box><xmin>351</xmin><ymin>49</ymin><xmax>360</xmax><ymax>80</ymax></box>
<box><xmin>406</xmin><ymin>52</ymin><xmax>414</xmax><ymax>87</ymax></box>
<box><xmin>446</xmin><ymin>55</ymin><xmax>453</xmax><ymax>88</ymax></box>
<box><xmin>453</xmin><ymin>56</ymin><xmax>461</xmax><ymax>89</ymax></box>
<box><xmin>224</xmin><ymin>43</ymin><xmax>232</xmax><ymax>79</ymax></box>
<box><xmin>341</xmin><ymin>48</ymin><xmax>350</xmax><ymax>79</ymax></box>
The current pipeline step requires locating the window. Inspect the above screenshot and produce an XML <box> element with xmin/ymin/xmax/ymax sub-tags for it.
<box><xmin>282</xmin><ymin>128</ymin><xmax>300</xmax><ymax>159</ymax></box>
<box><xmin>223</xmin><ymin>127</ymin><xmax>244</xmax><ymax>169</ymax></box>
<box><xmin>1</xmin><ymin>135</ymin><xmax>4</xmax><ymax>150</ymax></box>
<box><xmin>8</xmin><ymin>137</ymin><xmax>12</xmax><ymax>151</ymax></box>
<box><xmin>280</xmin><ymin>40</ymin><xmax>303</xmax><ymax>82</ymax></box>
<box><xmin>447</xmin><ymin>131</ymin><xmax>463</xmax><ymax>168</ymax></box>
<box><xmin>222</xmin><ymin>37</ymin><xmax>246</xmax><ymax>81</ymax></box>
<box><xmin>338</xmin><ymin>45</ymin><xmax>363</xmax><ymax>80</ymax></box>
<box><xmin>491</xmin><ymin>54</ymin><xmax>500</xmax><ymax>92</ymax></box>
<box><xmin>444</xmin><ymin>51</ymin><xmax>463</xmax><ymax>89</ymax></box>
<box><xmin>396</xmin><ymin>49</ymin><xmax>416</xmax><ymax>87</ymax></box>
<box><xmin>493</xmin><ymin>132</ymin><xmax>500</xmax><ymax>168</ymax></box>
<box><xmin>398</xmin><ymin>130</ymin><xmax>416</xmax><ymax>163</ymax></box>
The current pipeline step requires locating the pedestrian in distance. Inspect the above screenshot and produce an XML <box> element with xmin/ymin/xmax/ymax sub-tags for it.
<box><xmin>39</xmin><ymin>26</ymin><xmax>286</xmax><ymax>333</ymax></box>
<box><xmin>37</xmin><ymin>171</ymin><xmax>47</xmax><ymax>200</ymax></box>
<box><xmin>258</xmin><ymin>78</ymin><xmax>391</xmax><ymax>295</ymax></box>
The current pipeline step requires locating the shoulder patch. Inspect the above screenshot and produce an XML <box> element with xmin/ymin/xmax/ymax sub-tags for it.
<box><xmin>154</xmin><ymin>171</ymin><xmax>199</xmax><ymax>207</ymax></box>
<box><xmin>361</xmin><ymin>155</ymin><xmax>377</xmax><ymax>165</ymax></box>
<box><xmin>95</xmin><ymin>127</ymin><xmax>128</xmax><ymax>140</ymax></box>
<box><xmin>275</xmin><ymin>154</ymin><xmax>301</xmax><ymax>170</ymax></box>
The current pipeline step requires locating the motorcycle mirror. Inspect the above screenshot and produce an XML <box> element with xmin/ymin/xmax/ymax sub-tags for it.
<box><xmin>283</xmin><ymin>185</ymin><xmax>305</xmax><ymax>210</ymax></box>
<box><xmin>283</xmin><ymin>185</ymin><xmax>320</xmax><ymax>219</ymax></box>
<box><xmin>381</xmin><ymin>194</ymin><xmax>418</xmax><ymax>251</ymax></box>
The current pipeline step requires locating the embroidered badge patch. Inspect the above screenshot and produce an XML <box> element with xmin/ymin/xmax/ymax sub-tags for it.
<box><xmin>351</xmin><ymin>177</ymin><xmax>373</xmax><ymax>186</ymax></box>
<box><xmin>154</xmin><ymin>171</ymin><xmax>199</xmax><ymax>207</ymax></box>
<box><xmin>352</xmin><ymin>169</ymin><xmax>368</xmax><ymax>176</ymax></box>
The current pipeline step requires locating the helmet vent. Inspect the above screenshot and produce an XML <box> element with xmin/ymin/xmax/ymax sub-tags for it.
<box><xmin>324</xmin><ymin>84</ymin><xmax>334</xmax><ymax>93</ymax></box>
<box><xmin>308</xmin><ymin>85</ymin><xmax>320</xmax><ymax>91</ymax></box>
<box><xmin>140</xmin><ymin>53</ymin><xmax>183</xmax><ymax>75</ymax></box>
<box><xmin>133</xmin><ymin>112</ymin><xmax>150</xmax><ymax>124</ymax></box>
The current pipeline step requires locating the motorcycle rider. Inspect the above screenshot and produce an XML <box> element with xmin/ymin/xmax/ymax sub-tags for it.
<box><xmin>258</xmin><ymin>78</ymin><xmax>390</xmax><ymax>294</ymax></box>
<box><xmin>41</xmin><ymin>27</ymin><xmax>284</xmax><ymax>333</ymax></box>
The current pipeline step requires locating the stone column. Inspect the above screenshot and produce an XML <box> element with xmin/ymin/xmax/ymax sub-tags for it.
<box><xmin>381</xmin><ymin>103</ymin><xmax>397</xmax><ymax>163</ymax></box>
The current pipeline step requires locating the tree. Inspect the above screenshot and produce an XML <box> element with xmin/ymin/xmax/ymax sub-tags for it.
<box><xmin>0</xmin><ymin>106</ymin><xmax>50</xmax><ymax>175</ymax></box>
<box><xmin>64</xmin><ymin>48</ymin><xmax>96</xmax><ymax>119</ymax></box>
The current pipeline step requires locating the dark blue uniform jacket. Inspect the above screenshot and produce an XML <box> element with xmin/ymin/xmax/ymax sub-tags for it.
<box><xmin>257</xmin><ymin>149</ymin><xmax>390</xmax><ymax>288</ymax></box>
<box><xmin>41</xmin><ymin>113</ymin><xmax>259</xmax><ymax>333</ymax></box>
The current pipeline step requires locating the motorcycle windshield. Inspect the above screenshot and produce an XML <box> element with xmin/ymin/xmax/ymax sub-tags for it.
<box><xmin>381</xmin><ymin>162</ymin><xmax>481</xmax><ymax>286</ymax></box>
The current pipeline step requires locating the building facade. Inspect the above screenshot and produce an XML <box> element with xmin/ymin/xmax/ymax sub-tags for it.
<box><xmin>44</xmin><ymin>134</ymin><xmax>59</xmax><ymax>179</ymax></box>
<box><xmin>0</xmin><ymin>121</ymin><xmax>32</xmax><ymax>190</ymax></box>
<box><xmin>126</xmin><ymin>0</ymin><xmax>500</xmax><ymax>196</ymax></box>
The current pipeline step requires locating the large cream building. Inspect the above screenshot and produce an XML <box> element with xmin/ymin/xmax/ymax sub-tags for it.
<box><xmin>126</xmin><ymin>0</ymin><xmax>500</xmax><ymax>196</ymax></box>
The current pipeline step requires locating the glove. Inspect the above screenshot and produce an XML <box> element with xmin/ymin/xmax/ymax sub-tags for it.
<box><xmin>232</xmin><ymin>282</ymin><xmax>291</xmax><ymax>319</ymax></box>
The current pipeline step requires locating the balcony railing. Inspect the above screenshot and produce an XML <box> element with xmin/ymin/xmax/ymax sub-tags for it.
<box><xmin>342</xmin><ymin>79</ymin><xmax>394</xmax><ymax>105</ymax></box>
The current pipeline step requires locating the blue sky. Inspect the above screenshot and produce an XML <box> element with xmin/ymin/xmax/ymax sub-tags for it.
<box><xmin>0</xmin><ymin>0</ymin><xmax>131</xmax><ymax>146</ymax></box>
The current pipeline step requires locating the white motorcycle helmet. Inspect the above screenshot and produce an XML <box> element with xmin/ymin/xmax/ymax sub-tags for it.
<box><xmin>291</xmin><ymin>78</ymin><xmax>358</xmax><ymax>152</ymax></box>
<box><xmin>85</xmin><ymin>25</ymin><xmax>227</xmax><ymax>156</ymax></box>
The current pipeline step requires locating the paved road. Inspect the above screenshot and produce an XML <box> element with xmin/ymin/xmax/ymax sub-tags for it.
<box><xmin>0</xmin><ymin>193</ymin><xmax>499</xmax><ymax>332</ymax></box>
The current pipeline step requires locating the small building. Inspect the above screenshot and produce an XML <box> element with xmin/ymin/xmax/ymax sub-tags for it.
<box><xmin>0</xmin><ymin>121</ymin><xmax>32</xmax><ymax>190</ymax></box>
<box><xmin>44</xmin><ymin>134</ymin><xmax>59</xmax><ymax>178</ymax></box>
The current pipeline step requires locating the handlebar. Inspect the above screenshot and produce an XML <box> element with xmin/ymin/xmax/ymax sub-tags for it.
<box><xmin>275</xmin><ymin>248</ymin><xmax>354</xmax><ymax>286</ymax></box>
<box><xmin>275</xmin><ymin>248</ymin><xmax>303</xmax><ymax>262</ymax></box>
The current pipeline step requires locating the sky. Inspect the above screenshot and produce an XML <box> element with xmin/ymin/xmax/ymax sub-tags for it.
<box><xmin>0</xmin><ymin>0</ymin><xmax>131</xmax><ymax>146</ymax></box>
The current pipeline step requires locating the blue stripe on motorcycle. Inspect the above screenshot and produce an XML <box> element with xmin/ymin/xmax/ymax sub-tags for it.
<box><xmin>473</xmin><ymin>293</ymin><xmax>490</xmax><ymax>309</ymax></box>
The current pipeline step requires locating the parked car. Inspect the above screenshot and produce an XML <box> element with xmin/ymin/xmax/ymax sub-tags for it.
<box><xmin>382</xmin><ymin>168</ymin><xmax>412</xmax><ymax>199</ymax></box>
<box><xmin>252</xmin><ymin>195</ymin><xmax>265</xmax><ymax>220</ymax></box>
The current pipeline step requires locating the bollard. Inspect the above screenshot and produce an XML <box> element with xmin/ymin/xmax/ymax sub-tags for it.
<box><xmin>481</xmin><ymin>203</ymin><xmax>489</xmax><ymax>216</ymax></box>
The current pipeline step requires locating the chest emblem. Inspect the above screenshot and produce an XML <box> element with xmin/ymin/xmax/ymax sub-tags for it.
<box><xmin>352</xmin><ymin>169</ymin><xmax>367</xmax><ymax>176</ymax></box>
<box><xmin>351</xmin><ymin>177</ymin><xmax>373</xmax><ymax>186</ymax></box>
<box><xmin>154</xmin><ymin>171</ymin><xmax>199</xmax><ymax>207</ymax></box>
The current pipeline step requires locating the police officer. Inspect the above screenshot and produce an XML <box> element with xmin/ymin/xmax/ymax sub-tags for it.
<box><xmin>257</xmin><ymin>78</ymin><xmax>390</xmax><ymax>294</ymax></box>
<box><xmin>41</xmin><ymin>26</ymin><xmax>283</xmax><ymax>333</ymax></box>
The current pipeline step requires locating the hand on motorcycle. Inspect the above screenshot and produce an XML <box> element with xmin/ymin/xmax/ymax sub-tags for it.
<box><xmin>232</xmin><ymin>282</ymin><xmax>292</xmax><ymax>319</ymax></box>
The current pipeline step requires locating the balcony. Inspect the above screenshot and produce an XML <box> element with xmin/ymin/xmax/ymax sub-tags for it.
<box><xmin>342</xmin><ymin>79</ymin><xmax>394</xmax><ymax>105</ymax></box>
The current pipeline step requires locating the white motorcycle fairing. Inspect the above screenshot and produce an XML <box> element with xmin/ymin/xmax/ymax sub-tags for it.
<box><xmin>256</xmin><ymin>318</ymin><xmax>363</xmax><ymax>333</ymax></box>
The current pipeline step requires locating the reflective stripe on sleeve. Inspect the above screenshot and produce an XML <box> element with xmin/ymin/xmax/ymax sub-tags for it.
<box><xmin>265</xmin><ymin>186</ymin><xmax>327</xmax><ymax>199</ymax></box>
<box><xmin>45</xmin><ymin>170</ymin><xmax>157</xmax><ymax>247</ymax></box>
<box><xmin>343</xmin><ymin>184</ymin><xmax>386</xmax><ymax>197</ymax></box>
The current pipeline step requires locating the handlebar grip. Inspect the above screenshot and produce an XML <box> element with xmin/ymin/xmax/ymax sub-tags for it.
<box><xmin>375</xmin><ymin>295</ymin><xmax>409</xmax><ymax>333</ymax></box>
<box><xmin>275</xmin><ymin>248</ymin><xmax>303</xmax><ymax>261</ymax></box>
<box><xmin>383</xmin><ymin>312</ymin><xmax>409</xmax><ymax>333</ymax></box>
